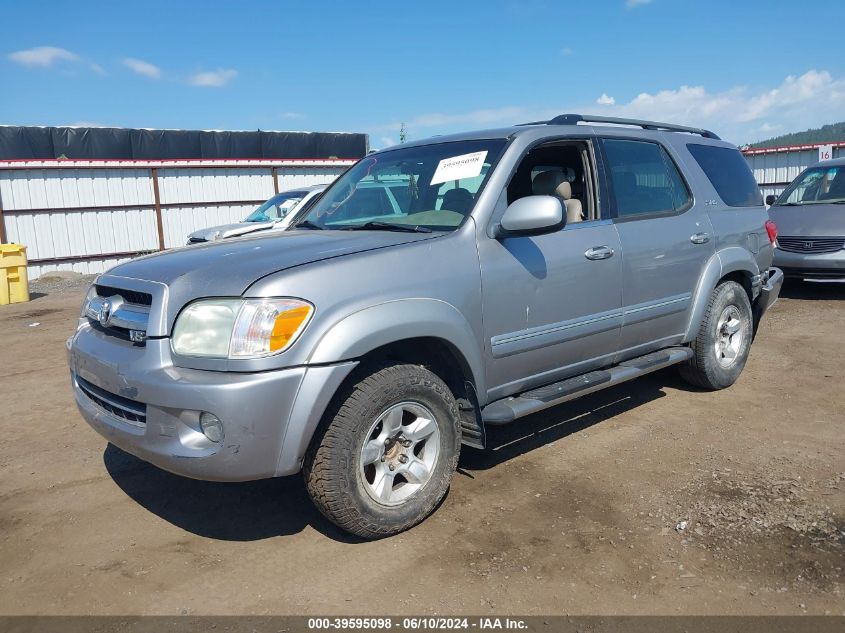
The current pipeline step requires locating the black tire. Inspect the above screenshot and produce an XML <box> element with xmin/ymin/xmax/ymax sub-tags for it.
<box><xmin>303</xmin><ymin>362</ymin><xmax>461</xmax><ymax>539</ymax></box>
<box><xmin>680</xmin><ymin>280</ymin><xmax>753</xmax><ymax>390</ymax></box>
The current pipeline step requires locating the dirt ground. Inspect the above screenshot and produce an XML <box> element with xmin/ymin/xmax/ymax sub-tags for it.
<box><xmin>0</xmin><ymin>276</ymin><xmax>842</xmax><ymax>616</ymax></box>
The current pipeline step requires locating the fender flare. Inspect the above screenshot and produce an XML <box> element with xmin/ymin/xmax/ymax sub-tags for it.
<box><xmin>308</xmin><ymin>298</ymin><xmax>485</xmax><ymax>394</ymax></box>
<box><xmin>683</xmin><ymin>247</ymin><xmax>760</xmax><ymax>341</ymax></box>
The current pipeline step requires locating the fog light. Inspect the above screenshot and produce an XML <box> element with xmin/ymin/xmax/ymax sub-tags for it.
<box><xmin>199</xmin><ymin>412</ymin><xmax>224</xmax><ymax>443</ymax></box>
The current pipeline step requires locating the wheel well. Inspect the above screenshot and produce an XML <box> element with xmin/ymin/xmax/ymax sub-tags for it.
<box><xmin>353</xmin><ymin>337</ymin><xmax>476</xmax><ymax>402</ymax></box>
<box><xmin>719</xmin><ymin>270</ymin><xmax>753</xmax><ymax>302</ymax></box>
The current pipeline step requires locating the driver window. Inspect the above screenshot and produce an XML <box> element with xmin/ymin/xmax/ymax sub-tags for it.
<box><xmin>506</xmin><ymin>142</ymin><xmax>596</xmax><ymax>223</ymax></box>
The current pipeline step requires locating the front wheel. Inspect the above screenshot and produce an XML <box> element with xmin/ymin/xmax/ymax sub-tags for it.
<box><xmin>303</xmin><ymin>362</ymin><xmax>461</xmax><ymax>539</ymax></box>
<box><xmin>680</xmin><ymin>280</ymin><xmax>753</xmax><ymax>390</ymax></box>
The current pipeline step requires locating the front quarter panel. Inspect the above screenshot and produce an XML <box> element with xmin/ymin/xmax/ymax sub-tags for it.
<box><xmin>244</xmin><ymin>226</ymin><xmax>486</xmax><ymax>380</ymax></box>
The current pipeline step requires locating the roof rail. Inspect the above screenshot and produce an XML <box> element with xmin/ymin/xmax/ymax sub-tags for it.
<box><xmin>517</xmin><ymin>113</ymin><xmax>720</xmax><ymax>140</ymax></box>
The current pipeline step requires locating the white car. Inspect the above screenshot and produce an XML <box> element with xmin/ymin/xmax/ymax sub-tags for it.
<box><xmin>187</xmin><ymin>184</ymin><xmax>328</xmax><ymax>244</ymax></box>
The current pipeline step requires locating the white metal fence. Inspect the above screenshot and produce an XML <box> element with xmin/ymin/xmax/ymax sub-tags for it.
<box><xmin>0</xmin><ymin>159</ymin><xmax>353</xmax><ymax>279</ymax></box>
<box><xmin>743</xmin><ymin>142</ymin><xmax>845</xmax><ymax>202</ymax></box>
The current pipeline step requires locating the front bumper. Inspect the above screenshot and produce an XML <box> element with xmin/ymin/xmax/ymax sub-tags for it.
<box><xmin>773</xmin><ymin>248</ymin><xmax>845</xmax><ymax>279</ymax></box>
<box><xmin>68</xmin><ymin>324</ymin><xmax>357</xmax><ymax>481</ymax></box>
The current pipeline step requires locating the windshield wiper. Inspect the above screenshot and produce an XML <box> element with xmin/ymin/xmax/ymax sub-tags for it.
<box><xmin>341</xmin><ymin>221</ymin><xmax>433</xmax><ymax>233</ymax></box>
<box><xmin>294</xmin><ymin>220</ymin><xmax>324</xmax><ymax>230</ymax></box>
<box><xmin>775</xmin><ymin>202</ymin><xmax>802</xmax><ymax>206</ymax></box>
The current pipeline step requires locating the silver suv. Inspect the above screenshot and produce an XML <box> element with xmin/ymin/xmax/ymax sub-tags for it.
<box><xmin>67</xmin><ymin>114</ymin><xmax>783</xmax><ymax>538</ymax></box>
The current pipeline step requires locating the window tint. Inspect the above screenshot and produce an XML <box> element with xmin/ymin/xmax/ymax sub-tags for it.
<box><xmin>687</xmin><ymin>144</ymin><xmax>762</xmax><ymax>207</ymax></box>
<box><xmin>602</xmin><ymin>139</ymin><xmax>691</xmax><ymax>218</ymax></box>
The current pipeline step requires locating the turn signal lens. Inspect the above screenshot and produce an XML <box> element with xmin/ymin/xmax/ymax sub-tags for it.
<box><xmin>765</xmin><ymin>219</ymin><xmax>778</xmax><ymax>245</ymax></box>
<box><xmin>229</xmin><ymin>299</ymin><xmax>313</xmax><ymax>358</ymax></box>
<box><xmin>270</xmin><ymin>305</ymin><xmax>313</xmax><ymax>351</ymax></box>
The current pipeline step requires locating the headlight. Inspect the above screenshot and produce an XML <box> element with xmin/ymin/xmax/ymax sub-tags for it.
<box><xmin>80</xmin><ymin>285</ymin><xmax>98</xmax><ymax>318</ymax></box>
<box><xmin>171</xmin><ymin>298</ymin><xmax>313</xmax><ymax>359</ymax></box>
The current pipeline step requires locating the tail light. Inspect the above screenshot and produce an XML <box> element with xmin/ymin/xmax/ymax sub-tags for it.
<box><xmin>765</xmin><ymin>219</ymin><xmax>778</xmax><ymax>246</ymax></box>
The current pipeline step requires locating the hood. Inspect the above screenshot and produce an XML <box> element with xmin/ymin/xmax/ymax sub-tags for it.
<box><xmin>187</xmin><ymin>221</ymin><xmax>275</xmax><ymax>242</ymax></box>
<box><xmin>768</xmin><ymin>203</ymin><xmax>845</xmax><ymax>237</ymax></box>
<box><xmin>108</xmin><ymin>229</ymin><xmax>440</xmax><ymax>301</ymax></box>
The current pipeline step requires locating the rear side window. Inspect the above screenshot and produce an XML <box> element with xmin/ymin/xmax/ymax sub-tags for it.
<box><xmin>687</xmin><ymin>144</ymin><xmax>762</xmax><ymax>207</ymax></box>
<box><xmin>602</xmin><ymin>139</ymin><xmax>692</xmax><ymax>218</ymax></box>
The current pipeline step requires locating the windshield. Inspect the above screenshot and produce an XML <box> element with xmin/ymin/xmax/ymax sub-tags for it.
<box><xmin>297</xmin><ymin>139</ymin><xmax>506</xmax><ymax>231</ymax></box>
<box><xmin>776</xmin><ymin>165</ymin><xmax>845</xmax><ymax>205</ymax></box>
<box><xmin>244</xmin><ymin>191</ymin><xmax>308</xmax><ymax>222</ymax></box>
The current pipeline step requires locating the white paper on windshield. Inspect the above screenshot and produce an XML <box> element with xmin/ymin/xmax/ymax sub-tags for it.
<box><xmin>430</xmin><ymin>151</ymin><xmax>488</xmax><ymax>186</ymax></box>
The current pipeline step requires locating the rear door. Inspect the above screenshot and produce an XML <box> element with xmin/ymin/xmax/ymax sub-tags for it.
<box><xmin>599</xmin><ymin>137</ymin><xmax>715</xmax><ymax>358</ymax></box>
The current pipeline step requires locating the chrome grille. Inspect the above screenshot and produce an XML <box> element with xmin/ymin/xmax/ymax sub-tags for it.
<box><xmin>777</xmin><ymin>236</ymin><xmax>845</xmax><ymax>254</ymax></box>
<box><xmin>75</xmin><ymin>375</ymin><xmax>147</xmax><ymax>426</ymax></box>
<box><xmin>95</xmin><ymin>284</ymin><xmax>152</xmax><ymax>306</ymax></box>
<box><xmin>85</xmin><ymin>289</ymin><xmax>150</xmax><ymax>342</ymax></box>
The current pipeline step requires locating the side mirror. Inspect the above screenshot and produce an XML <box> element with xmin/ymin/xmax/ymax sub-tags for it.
<box><xmin>496</xmin><ymin>195</ymin><xmax>564</xmax><ymax>238</ymax></box>
<box><xmin>765</xmin><ymin>194</ymin><xmax>778</xmax><ymax>206</ymax></box>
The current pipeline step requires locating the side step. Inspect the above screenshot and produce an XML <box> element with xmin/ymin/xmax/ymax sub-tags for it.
<box><xmin>481</xmin><ymin>347</ymin><xmax>693</xmax><ymax>425</ymax></box>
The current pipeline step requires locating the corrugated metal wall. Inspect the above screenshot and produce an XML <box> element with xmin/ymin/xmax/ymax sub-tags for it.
<box><xmin>0</xmin><ymin>159</ymin><xmax>352</xmax><ymax>279</ymax></box>
<box><xmin>743</xmin><ymin>142</ymin><xmax>845</xmax><ymax>202</ymax></box>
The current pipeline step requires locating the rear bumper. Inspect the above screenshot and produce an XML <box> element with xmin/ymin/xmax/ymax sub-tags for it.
<box><xmin>773</xmin><ymin>248</ymin><xmax>845</xmax><ymax>279</ymax></box>
<box><xmin>756</xmin><ymin>267</ymin><xmax>783</xmax><ymax>317</ymax></box>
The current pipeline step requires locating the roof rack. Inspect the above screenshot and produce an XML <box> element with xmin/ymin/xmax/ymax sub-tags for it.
<box><xmin>517</xmin><ymin>113</ymin><xmax>720</xmax><ymax>140</ymax></box>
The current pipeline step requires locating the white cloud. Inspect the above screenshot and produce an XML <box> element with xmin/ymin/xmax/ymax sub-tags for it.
<box><xmin>626</xmin><ymin>0</ymin><xmax>653</xmax><ymax>8</ymax></box>
<box><xmin>379</xmin><ymin>136</ymin><xmax>397</xmax><ymax>148</ymax></box>
<box><xmin>279</xmin><ymin>111</ymin><xmax>304</xmax><ymax>119</ymax></box>
<box><xmin>66</xmin><ymin>121</ymin><xmax>112</xmax><ymax>128</ymax></box>
<box><xmin>8</xmin><ymin>46</ymin><xmax>79</xmax><ymax>67</ymax></box>
<box><xmin>596</xmin><ymin>93</ymin><xmax>616</xmax><ymax>106</ymax></box>
<box><xmin>90</xmin><ymin>63</ymin><xmax>106</xmax><ymax>75</ymax></box>
<box><xmin>372</xmin><ymin>69</ymin><xmax>845</xmax><ymax>146</ymax></box>
<box><xmin>594</xmin><ymin>70</ymin><xmax>845</xmax><ymax>143</ymax></box>
<box><xmin>560</xmin><ymin>47</ymin><xmax>573</xmax><ymax>56</ymax></box>
<box><xmin>123</xmin><ymin>57</ymin><xmax>161</xmax><ymax>79</ymax></box>
<box><xmin>382</xmin><ymin>106</ymin><xmax>526</xmax><ymax>133</ymax></box>
<box><xmin>188</xmin><ymin>68</ymin><xmax>237</xmax><ymax>87</ymax></box>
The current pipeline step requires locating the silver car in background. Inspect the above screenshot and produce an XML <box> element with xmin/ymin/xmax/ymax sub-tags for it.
<box><xmin>768</xmin><ymin>157</ymin><xmax>845</xmax><ymax>280</ymax></box>
<box><xmin>186</xmin><ymin>184</ymin><xmax>328</xmax><ymax>244</ymax></box>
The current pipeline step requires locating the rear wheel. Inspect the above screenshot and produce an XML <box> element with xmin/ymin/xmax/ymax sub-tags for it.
<box><xmin>303</xmin><ymin>362</ymin><xmax>461</xmax><ymax>539</ymax></box>
<box><xmin>680</xmin><ymin>280</ymin><xmax>753</xmax><ymax>390</ymax></box>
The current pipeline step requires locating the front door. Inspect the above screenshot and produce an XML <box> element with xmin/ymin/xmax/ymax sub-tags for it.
<box><xmin>478</xmin><ymin>139</ymin><xmax>623</xmax><ymax>402</ymax></box>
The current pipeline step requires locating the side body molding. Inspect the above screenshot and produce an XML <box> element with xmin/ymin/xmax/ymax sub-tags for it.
<box><xmin>308</xmin><ymin>298</ymin><xmax>486</xmax><ymax>398</ymax></box>
<box><xmin>683</xmin><ymin>247</ymin><xmax>761</xmax><ymax>342</ymax></box>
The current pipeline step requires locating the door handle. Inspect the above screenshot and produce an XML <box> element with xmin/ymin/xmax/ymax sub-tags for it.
<box><xmin>690</xmin><ymin>232</ymin><xmax>710</xmax><ymax>244</ymax></box>
<box><xmin>584</xmin><ymin>245</ymin><xmax>615</xmax><ymax>260</ymax></box>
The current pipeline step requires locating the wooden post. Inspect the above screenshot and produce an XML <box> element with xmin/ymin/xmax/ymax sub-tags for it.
<box><xmin>271</xmin><ymin>166</ymin><xmax>279</xmax><ymax>194</ymax></box>
<box><xmin>150</xmin><ymin>168</ymin><xmax>165</xmax><ymax>251</ymax></box>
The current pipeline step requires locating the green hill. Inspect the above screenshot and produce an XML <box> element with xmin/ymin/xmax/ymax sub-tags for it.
<box><xmin>750</xmin><ymin>121</ymin><xmax>845</xmax><ymax>149</ymax></box>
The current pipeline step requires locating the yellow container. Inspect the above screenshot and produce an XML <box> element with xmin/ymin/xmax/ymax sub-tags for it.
<box><xmin>0</xmin><ymin>244</ymin><xmax>30</xmax><ymax>305</ymax></box>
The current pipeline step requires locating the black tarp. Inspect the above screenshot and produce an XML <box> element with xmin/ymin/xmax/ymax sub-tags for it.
<box><xmin>0</xmin><ymin>126</ymin><xmax>368</xmax><ymax>160</ymax></box>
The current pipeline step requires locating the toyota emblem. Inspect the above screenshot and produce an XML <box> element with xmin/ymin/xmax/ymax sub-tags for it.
<box><xmin>97</xmin><ymin>298</ymin><xmax>112</xmax><ymax>326</ymax></box>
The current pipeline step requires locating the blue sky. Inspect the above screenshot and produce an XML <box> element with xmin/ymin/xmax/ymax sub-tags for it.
<box><xmin>2</xmin><ymin>0</ymin><xmax>844</xmax><ymax>147</ymax></box>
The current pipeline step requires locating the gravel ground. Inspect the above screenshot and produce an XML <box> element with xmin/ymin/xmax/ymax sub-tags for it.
<box><xmin>0</xmin><ymin>279</ymin><xmax>842</xmax><ymax>616</ymax></box>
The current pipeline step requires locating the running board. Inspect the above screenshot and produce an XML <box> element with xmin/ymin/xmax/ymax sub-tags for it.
<box><xmin>481</xmin><ymin>347</ymin><xmax>693</xmax><ymax>425</ymax></box>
